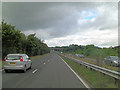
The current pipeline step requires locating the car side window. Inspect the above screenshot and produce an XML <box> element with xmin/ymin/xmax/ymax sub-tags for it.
<box><xmin>109</xmin><ymin>57</ymin><xmax>112</xmax><ymax>60</ymax></box>
<box><xmin>107</xmin><ymin>57</ymin><xmax>110</xmax><ymax>60</ymax></box>
<box><xmin>23</xmin><ymin>55</ymin><xmax>26</xmax><ymax>61</ymax></box>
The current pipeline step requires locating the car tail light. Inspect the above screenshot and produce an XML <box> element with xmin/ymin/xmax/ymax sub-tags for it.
<box><xmin>4</xmin><ymin>58</ymin><xmax>6</xmax><ymax>61</ymax></box>
<box><xmin>20</xmin><ymin>56</ymin><xmax>23</xmax><ymax>62</ymax></box>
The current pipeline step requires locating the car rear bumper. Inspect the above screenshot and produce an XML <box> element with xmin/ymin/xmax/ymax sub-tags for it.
<box><xmin>4</xmin><ymin>65</ymin><xmax>24</xmax><ymax>70</ymax></box>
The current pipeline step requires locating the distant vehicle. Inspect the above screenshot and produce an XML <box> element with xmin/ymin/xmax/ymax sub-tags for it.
<box><xmin>4</xmin><ymin>54</ymin><xmax>32</xmax><ymax>73</ymax></box>
<box><xmin>75</xmin><ymin>54</ymin><xmax>85</xmax><ymax>58</ymax></box>
<box><xmin>79</xmin><ymin>54</ymin><xmax>85</xmax><ymax>58</ymax></box>
<box><xmin>75</xmin><ymin>54</ymin><xmax>79</xmax><ymax>57</ymax></box>
<box><xmin>104</xmin><ymin>56</ymin><xmax>120</xmax><ymax>67</ymax></box>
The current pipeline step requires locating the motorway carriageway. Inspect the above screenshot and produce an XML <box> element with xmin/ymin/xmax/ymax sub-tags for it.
<box><xmin>2</xmin><ymin>52</ymin><xmax>88</xmax><ymax>88</ymax></box>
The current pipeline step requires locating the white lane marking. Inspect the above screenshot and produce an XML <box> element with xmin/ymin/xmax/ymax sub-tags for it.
<box><xmin>44</xmin><ymin>63</ymin><xmax>46</xmax><ymax>64</ymax></box>
<box><xmin>32</xmin><ymin>69</ymin><xmax>38</xmax><ymax>74</ymax></box>
<box><xmin>58</xmin><ymin>55</ymin><xmax>90</xmax><ymax>88</ymax></box>
<box><xmin>48</xmin><ymin>60</ymin><xmax>49</xmax><ymax>62</ymax></box>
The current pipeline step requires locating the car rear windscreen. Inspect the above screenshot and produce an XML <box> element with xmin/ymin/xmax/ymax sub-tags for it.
<box><xmin>6</xmin><ymin>55</ymin><xmax>21</xmax><ymax>60</ymax></box>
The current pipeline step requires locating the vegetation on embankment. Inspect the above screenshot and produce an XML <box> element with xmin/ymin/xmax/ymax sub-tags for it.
<box><xmin>53</xmin><ymin>44</ymin><xmax>119</xmax><ymax>62</ymax></box>
<box><xmin>63</xmin><ymin>53</ymin><xmax>120</xmax><ymax>72</ymax></box>
<box><xmin>1</xmin><ymin>20</ymin><xmax>50</xmax><ymax>59</ymax></box>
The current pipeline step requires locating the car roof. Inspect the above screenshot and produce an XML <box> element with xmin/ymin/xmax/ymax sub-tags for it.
<box><xmin>109</xmin><ymin>56</ymin><xmax>118</xmax><ymax>58</ymax></box>
<box><xmin>7</xmin><ymin>54</ymin><xmax>26</xmax><ymax>56</ymax></box>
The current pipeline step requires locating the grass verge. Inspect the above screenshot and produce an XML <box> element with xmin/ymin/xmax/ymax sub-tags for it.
<box><xmin>60</xmin><ymin>55</ymin><xmax>118</xmax><ymax>88</ymax></box>
<box><xmin>30</xmin><ymin>53</ymin><xmax>49</xmax><ymax>60</ymax></box>
<box><xmin>64</xmin><ymin>53</ymin><xmax>120</xmax><ymax>72</ymax></box>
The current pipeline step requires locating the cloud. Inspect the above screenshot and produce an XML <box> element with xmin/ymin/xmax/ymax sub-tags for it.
<box><xmin>46</xmin><ymin>28</ymin><xmax>118</xmax><ymax>47</ymax></box>
<box><xmin>2</xmin><ymin>2</ymin><xmax>118</xmax><ymax>47</ymax></box>
<box><xmin>22</xmin><ymin>28</ymin><xmax>55</xmax><ymax>40</ymax></box>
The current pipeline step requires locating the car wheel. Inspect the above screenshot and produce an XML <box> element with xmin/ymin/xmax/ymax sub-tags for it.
<box><xmin>5</xmin><ymin>69</ymin><xmax>9</xmax><ymax>73</ymax></box>
<box><xmin>110</xmin><ymin>62</ymin><xmax>112</xmax><ymax>66</ymax></box>
<box><xmin>29</xmin><ymin>64</ymin><xmax>32</xmax><ymax>69</ymax></box>
<box><xmin>23</xmin><ymin>65</ymin><xmax>26</xmax><ymax>73</ymax></box>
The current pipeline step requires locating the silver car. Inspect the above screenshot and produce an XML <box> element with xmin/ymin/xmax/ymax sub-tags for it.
<box><xmin>79</xmin><ymin>54</ymin><xmax>85</xmax><ymax>58</ymax></box>
<box><xmin>75</xmin><ymin>54</ymin><xmax>79</xmax><ymax>57</ymax></box>
<box><xmin>75</xmin><ymin>54</ymin><xmax>85</xmax><ymax>58</ymax></box>
<box><xmin>4</xmin><ymin>54</ymin><xmax>32</xmax><ymax>73</ymax></box>
<box><xmin>104</xmin><ymin>56</ymin><xmax>120</xmax><ymax>67</ymax></box>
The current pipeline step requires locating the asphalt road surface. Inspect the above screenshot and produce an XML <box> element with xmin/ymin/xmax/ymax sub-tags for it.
<box><xmin>2</xmin><ymin>52</ymin><xmax>87</xmax><ymax>88</ymax></box>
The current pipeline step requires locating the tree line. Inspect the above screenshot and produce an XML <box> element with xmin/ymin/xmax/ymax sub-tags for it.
<box><xmin>53</xmin><ymin>44</ymin><xmax>119</xmax><ymax>60</ymax></box>
<box><xmin>2</xmin><ymin>20</ymin><xmax>50</xmax><ymax>59</ymax></box>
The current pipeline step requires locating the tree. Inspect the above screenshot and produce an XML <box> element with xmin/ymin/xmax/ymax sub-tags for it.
<box><xmin>2</xmin><ymin>20</ymin><xmax>50</xmax><ymax>59</ymax></box>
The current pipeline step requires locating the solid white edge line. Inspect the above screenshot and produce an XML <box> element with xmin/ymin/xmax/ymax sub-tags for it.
<box><xmin>58</xmin><ymin>55</ymin><xmax>90</xmax><ymax>88</ymax></box>
<box><xmin>32</xmin><ymin>69</ymin><xmax>38</xmax><ymax>74</ymax></box>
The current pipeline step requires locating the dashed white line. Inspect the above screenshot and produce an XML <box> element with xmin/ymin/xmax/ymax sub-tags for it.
<box><xmin>58</xmin><ymin>55</ymin><xmax>90</xmax><ymax>88</ymax></box>
<box><xmin>32</xmin><ymin>69</ymin><xmax>38</xmax><ymax>74</ymax></box>
<box><xmin>44</xmin><ymin>63</ymin><xmax>46</xmax><ymax>64</ymax></box>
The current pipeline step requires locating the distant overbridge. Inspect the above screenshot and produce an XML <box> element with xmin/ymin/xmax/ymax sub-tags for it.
<box><xmin>50</xmin><ymin>48</ymin><xmax>64</xmax><ymax>51</ymax></box>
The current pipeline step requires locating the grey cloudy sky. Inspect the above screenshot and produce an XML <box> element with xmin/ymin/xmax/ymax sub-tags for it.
<box><xmin>2</xmin><ymin>2</ymin><xmax>118</xmax><ymax>47</ymax></box>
